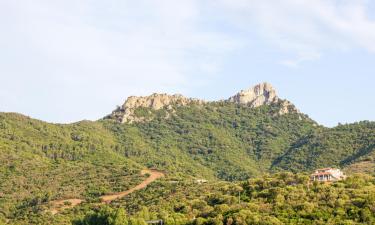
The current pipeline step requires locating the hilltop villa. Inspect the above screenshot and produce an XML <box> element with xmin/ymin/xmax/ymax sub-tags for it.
<box><xmin>310</xmin><ymin>168</ymin><xmax>346</xmax><ymax>182</ymax></box>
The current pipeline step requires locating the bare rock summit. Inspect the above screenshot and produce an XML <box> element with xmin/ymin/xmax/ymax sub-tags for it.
<box><xmin>107</xmin><ymin>93</ymin><xmax>204</xmax><ymax>123</ymax></box>
<box><xmin>227</xmin><ymin>82</ymin><xmax>279</xmax><ymax>107</ymax></box>
<box><xmin>227</xmin><ymin>82</ymin><xmax>299</xmax><ymax>115</ymax></box>
<box><xmin>106</xmin><ymin>82</ymin><xmax>300</xmax><ymax>123</ymax></box>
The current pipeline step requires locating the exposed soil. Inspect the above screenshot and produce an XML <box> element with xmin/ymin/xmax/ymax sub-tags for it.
<box><xmin>100</xmin><ymin>169</ymin><xmax>164</xmax><ymax>202</ymax></box>
<box><xmin>48</xmin><ymin>169</ymin><xmax>164</xmax><ymax>215</ymax></box>
<box><xmin>49</xmin><ymin>199</ymin><xmax>83</xmax><ymax>215</ymax></box>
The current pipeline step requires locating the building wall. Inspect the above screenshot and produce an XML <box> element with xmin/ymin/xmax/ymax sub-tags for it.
<box><xmin>310</xmin><ymin>168</ymin><xmax>346</xmax><ymax>182</ymax></box>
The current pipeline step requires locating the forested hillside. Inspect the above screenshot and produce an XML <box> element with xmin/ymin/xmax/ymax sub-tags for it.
<box><xmin>0</xmin><ymin>113</ymin><xmax>143</xmax><ymax>223</ymax></box>
<box><xmin>102</xmin><ymin>102</ymin><xmax>317</xmax><ymax>180</ymax></box>
<box><xmin>273</xmin><ymin>121</ymin><xmax>375</xmax><ymax>172</ymax></box>
<box><xmin>0</xmin><ymin>90</ymin><xmax>374</xmax><ymax>224</ymax></box>
<box><xmin>74</xmin><ymin>172</ymin><xmax>375</xmax><ymax>225</ymax></box>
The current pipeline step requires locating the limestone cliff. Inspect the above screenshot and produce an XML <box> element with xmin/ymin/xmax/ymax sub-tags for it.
<box><xmin>227</xmin><ymin>82</ymin><xmax>299</xmax><ymax>115</ymax></box>
<box><xmin>107</xmin><ymin>93</ymin><xmax>204</xmax><ymax>123</ymax></box>
<box><xmin>106</xmin><ymin>82</ymin><xmax>299</xmax><ymax>123</ymax></box>
<box><xmin>227</xmin><ymin>82</ymin><xmax>279</xmax><ymax>107</ymax></box>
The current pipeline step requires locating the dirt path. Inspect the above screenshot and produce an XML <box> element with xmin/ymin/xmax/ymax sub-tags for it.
<box><xmin>49</xmin><ymin>169</ymin><xmax>164</xmax><ymax>215</ymax></box>
<box><xmin>49</xmin><ymin>199</ymin><xmax>83</xmax><ymax>215</ymax></box>
<box><xmin>100</xmin><ymin>169</ymin><xmax>164</xmax><ymax>202</ymax></box>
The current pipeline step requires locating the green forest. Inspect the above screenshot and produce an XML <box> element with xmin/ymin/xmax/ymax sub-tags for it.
<box><xmin>73</xmin><ymin>173</ymin><xmax>375</xmax><ymax>225</ymax></box>
<box><xmin>0</xmin><ymin>101</ymin><xmax>374</xmax><ymax>224</ymax></box>
<box><xmin>7</xmin><ymin>173</ymin><xmax>375</xmax><ymax>225</ymax></box>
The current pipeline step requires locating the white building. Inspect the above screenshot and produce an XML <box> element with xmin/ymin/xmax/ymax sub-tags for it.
<box><xmin>310</xmin><ymin>168</ymin><xmax>346</xmax><ymax>182</ymax></box>
<box><xmin>195</xmin><ymin>179</ymin><xmax>208</xmax><ymax>184</ymax></box>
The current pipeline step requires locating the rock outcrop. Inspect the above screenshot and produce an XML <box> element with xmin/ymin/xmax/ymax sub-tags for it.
<box><xmin>107</xmin><ymin>93</ymin><xmax>204</xmax><ymax>123</ymax></box>
<box><xmin>227</xmin><ymin>82</ymin><xmax>279</xmax><ymax>107</ymax></box>
<box><xmin>227</xmin><ymin>82</ymin><xmax>299</xmax><ymax>115</ymax></box>
<box><xmin>278</xmin><ymin>100</ymin><xmax>299</xmax><ymax>115</ymax></box>
<box><xmin>106</xmin><ymin>82</ymin><xmax>300</xmax><ymax>123</ymax></box>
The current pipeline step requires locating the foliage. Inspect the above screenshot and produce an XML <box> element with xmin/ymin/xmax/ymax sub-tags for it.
<box><xmin>273</xmin><ymin>121</ymin><xmax>375</xmax><ymax>172</ymax></box>
<box><xmin>0</xmin><ymin>113</ymin><xmax>142</xmax><ymax>223</ymax></box>
<box><xmin>1</xmin><ymin>101</ymin><xmax>375</xmax><ymax>224</ymax></box>
<box><xmin>74</xmin><ymin>173</ymin><xmax>375</xmax><ymax>225</ymax></box>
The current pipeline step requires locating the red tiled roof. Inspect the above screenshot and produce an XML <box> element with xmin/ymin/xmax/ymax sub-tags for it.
<box><xmin>319</xmin><ymin>167</ymin><xmax>334</xmax><ymax>170</ymax></box>
<box><xmin>311</xmin><ymin>172</ymin><xmax>333</xmax><ymax>176</ymax></box>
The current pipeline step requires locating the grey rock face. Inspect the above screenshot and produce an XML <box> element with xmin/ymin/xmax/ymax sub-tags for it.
<box><xmin>227</xmin><ymin>82</ymin><xmax>279</xmax><ymax>107</ymax></box>
<box><xmin>106</xmin><ymin>82</ymin><xmax>299</xmax><ymax>123</ymax></box>
<box><xmin>107</xmin><ymin>93</ymin><xmax>204</xmax><ymax>123</ymax></box>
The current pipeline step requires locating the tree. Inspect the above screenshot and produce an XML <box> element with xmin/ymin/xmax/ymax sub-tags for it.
<box><xmin>128</xmin><ymin>217</ymin><xmax>147</xmax><ymax>225</ymax></box>
<box><xmin>109</xmin><ymin>208</ymin><xmax>128</xmax><ymax>225</ymax></box>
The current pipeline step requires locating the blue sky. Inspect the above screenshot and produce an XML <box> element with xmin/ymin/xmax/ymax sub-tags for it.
<box><xmin>0</xmin><ymin>0</ymin><xmax>374</xmax><ymax>127</ymax></box>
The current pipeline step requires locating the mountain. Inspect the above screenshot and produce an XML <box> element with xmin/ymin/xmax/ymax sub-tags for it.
<box><xmin>105</xmin><ymin>82</ymin><xmax>300</xmax><ymax>123</ymax></box>
<box><xmin>105</xmin><ymin>93</ymin><xmax>205</xmax><ymax>123</ymax></box>
<box><xmin>100</xmin><ymin>83</ymin><xmax>314</xmax><ymax>179</ymax></box>
<box><xmin>1</xmin><ymin>82</ymin><xmax>375</xmax><ymax>224</ymax></box>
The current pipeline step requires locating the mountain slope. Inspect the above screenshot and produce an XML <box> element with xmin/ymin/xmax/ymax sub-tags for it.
<box><xmin>0</xmin><ymin>113</ymin><xmax>143</xmax><ymax>219</ymax></box>
<box><xmin>102</xmin><ymin>101</ymin><xmax>316</xmax><ymax>180</ymax></box>
<box><xmin>272</xmin><ymin>121</ymin><xmax>375</xmax><ymax>172</ymax></box>
<box><xmin>1</xmin><ymin>82</ymin><xmax>375</xmax><ymax>223</ymax></box>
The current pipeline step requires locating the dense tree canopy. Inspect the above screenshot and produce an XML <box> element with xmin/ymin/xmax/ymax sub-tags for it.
<box><xmin>0</xmin><ymin>101</ymin><xmax>374</xmax><ymax>224</ymax></box>
<box><xmin>73</xmin><ymin>173</ymin><xmax>375</xmax><ymax>225</ymax></box>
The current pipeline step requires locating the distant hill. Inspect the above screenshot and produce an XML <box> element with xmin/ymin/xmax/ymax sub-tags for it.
<box><xmin>0</xmin><ymin>82</ymin><xmax>374</xmax><ymax>223</ymax></box>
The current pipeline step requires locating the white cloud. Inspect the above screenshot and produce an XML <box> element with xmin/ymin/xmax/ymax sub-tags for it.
<box><xmin>217</xmin><ymin>0</ymin><xmax>375</xmax><ymax>66</ymax></box>
<box><xmin>0</xmin><ymin>0</ymin><xmax>241</xmax><ymax>122</ymax></box>
<box><xmin>279</xmin><ymin>52</ymin><xmax>321</xmax><ymax>68</ymax></box>
<box><xmin>1</xmin><ymin>0</ymin><xmax>375</xmax><ymax>122</ymax></box>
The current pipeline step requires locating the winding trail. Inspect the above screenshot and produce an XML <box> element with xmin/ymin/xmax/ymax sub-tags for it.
<box><xmin>49</xmin><ymin>169</ymin><xmax>164</xmax><ymax>215</ymax></box>
<box><xmin>100</xmin><ymin>169</ymin><xmax>164</xmax><ymax>202</ymax></box>
<box><xmin>49</xmin><ymin>199</ymin><xmax>83</xmax><ymax>215</ymax></box>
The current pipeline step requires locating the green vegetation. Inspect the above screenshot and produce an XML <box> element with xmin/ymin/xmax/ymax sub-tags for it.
<box><xmin>74</xmin><ymin>173</ymin><xmax>375</xmax><ymax>225</ymax></box>
<box><xmin>273</xmin><ymin>121</ymin><xmax>375</xmax><ymax>172</ymax></box>
<box><xmin>0</xmin><ymin>101</ymin><xmax>374</xmax><ymax>224</ymax></box>
<box><xmin>0</xmin><ymin>113</ymin><xmax>143</xmax><ymax>223</ymax></box>
<box><xmin>103</xmin><ymin>102</ymin><xmax>319</xmax><ymax>180</ymax></box>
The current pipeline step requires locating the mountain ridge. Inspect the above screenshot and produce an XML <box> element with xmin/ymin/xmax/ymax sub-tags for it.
<box><xmin>106</xmin><ymin>82</ymin><xmax>300</xmax><ymax>123</ymax></box>
<box><xmin>1</xmin><ymin>82</ymin><xmax>375</xmax><ymax>223</ymax></box>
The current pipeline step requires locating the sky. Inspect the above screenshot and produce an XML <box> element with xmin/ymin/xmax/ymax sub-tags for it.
<box><xmin>0</xmin><ymin>0</ymin><xmax>375</xmax><ymax>127</ymax></box>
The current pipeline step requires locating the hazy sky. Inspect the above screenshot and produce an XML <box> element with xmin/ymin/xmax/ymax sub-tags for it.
<box><xmin>1</xmin><ymin>0</ymin><xmax>374</xmax><ymax>127</ymax></box>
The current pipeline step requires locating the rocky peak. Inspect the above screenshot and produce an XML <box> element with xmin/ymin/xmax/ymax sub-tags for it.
<box><xmin>227</xmin><ymin>82</ymin><xmax>299</xmax><ymax>115</ymax></box>
<box><xmin>105</xmin><ymin>82</ymin><xmax>300</xmax><ymax>123</ymax></box>
<box><xmin>107</xmin><ymin>93</ymin><xmax>204</xmax><ymax>123</ymax></box>
<box><xmin>227</xmin><ymin>82</ymin><xmax>279</xmax><ymax>107</ymax></box>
